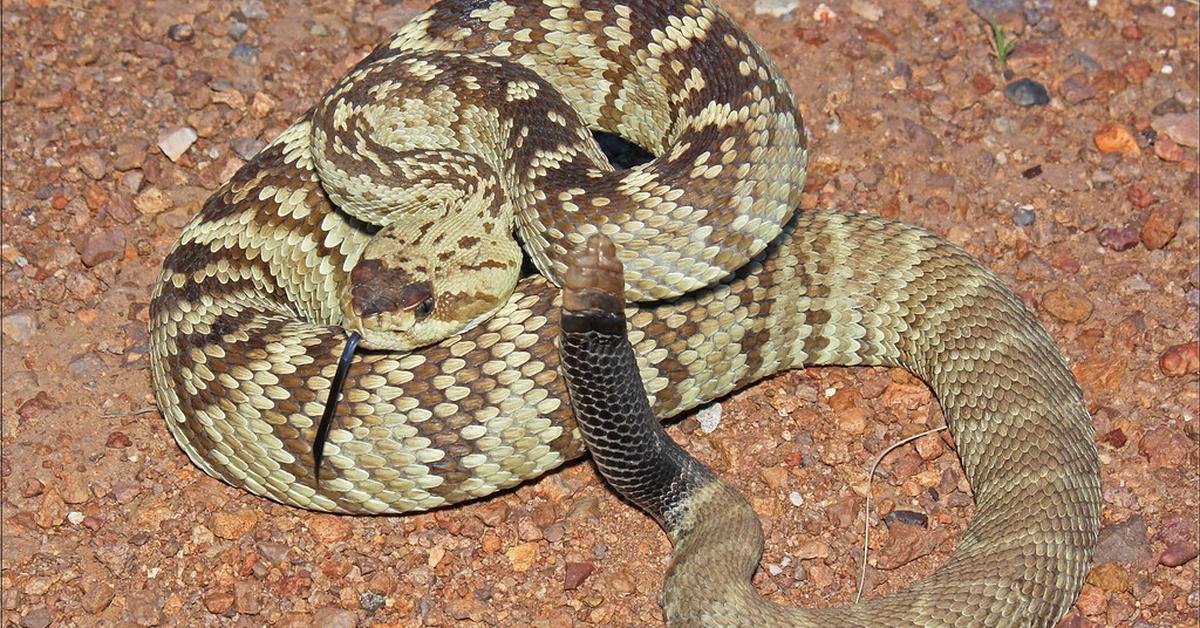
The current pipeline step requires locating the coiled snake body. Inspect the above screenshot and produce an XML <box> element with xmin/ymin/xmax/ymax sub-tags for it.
<box><xmin>149</xmin><ymin>0</ymin><xmax>1101</xmax><ymax>624</ymax></box>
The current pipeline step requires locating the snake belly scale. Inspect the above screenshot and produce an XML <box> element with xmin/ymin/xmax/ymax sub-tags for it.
<box><xmin>149</xmin><ymin>0</ymin><xmax>1101</xmax><ymax>625</ymax></box>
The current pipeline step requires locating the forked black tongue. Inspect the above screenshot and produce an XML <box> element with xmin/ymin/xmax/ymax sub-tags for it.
<box><xmin>314</xmin><ymin>331</ymin><xmax>362</xmax><ymax>481</ymax></box>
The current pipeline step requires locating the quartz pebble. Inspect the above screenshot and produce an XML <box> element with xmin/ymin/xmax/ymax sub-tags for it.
<box><xmin>697</xmin><ymin>403</ymin><xmax>722</xmax><ymax>433</ymax></box>
<box><xmin>753</xmin><ymin>0</ymin><xmax>798</xmax><ymax>17</ymax></box>
<box><xmin>157</xmin><ymin>126</ymin><xmax>197</xmax><ymax>162</ymax></box>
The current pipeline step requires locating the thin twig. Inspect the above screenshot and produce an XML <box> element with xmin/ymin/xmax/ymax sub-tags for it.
<box><xmin>102</xmin><ymin>406</ymin><xmax>158</xmax><ymax>418</ymax></box>
<box><xmin>854</xmin><ymin>425</ymin><xmax>949</xmax><ymax>603</ymax></box>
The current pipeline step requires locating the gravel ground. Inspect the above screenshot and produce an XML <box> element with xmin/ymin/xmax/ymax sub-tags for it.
<box><xmin>2</xmin><ymin>0</ymin><xmax>1198</xmax><ymax>626</ymax></box>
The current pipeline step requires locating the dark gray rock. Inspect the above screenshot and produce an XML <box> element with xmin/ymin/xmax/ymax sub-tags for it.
<box><xmin>1004</xmin><ymin>78</ymin><xmax>1050</xmax><ymax>107</ymax></box>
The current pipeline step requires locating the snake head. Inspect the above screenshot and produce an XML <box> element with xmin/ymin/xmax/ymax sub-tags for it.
<box><xmin>342</xmin><ymin>221</ymin><xmax>522</xmax><ymax>351</ymax></box>
<box><xmin>342</xmin><ymin>258</ymin><xmax>440</xmax><ymax>351</ymax></box>
<box><xmin>350</xmin><ymin>260</ymin><xmax>435</xmax><ymax>321</ymax></box>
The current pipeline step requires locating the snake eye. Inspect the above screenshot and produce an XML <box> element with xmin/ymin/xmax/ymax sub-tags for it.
<box><xmin>414</xmin><ymin>297</ymin><xmax>435</xmax><ymax>319</ymax></box>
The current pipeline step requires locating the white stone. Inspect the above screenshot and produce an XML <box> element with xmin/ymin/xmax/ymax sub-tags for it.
<box><xmin>753</xmin><ymin>0</ymin><xmax>798</xmax><ymax>18</ymax></box>
<box><xmin>850</xmin><ymin>0</ymin><xmax>883</xmax><ymax>22</ymax></box>
<box><xmin>696</xmin><ymin>403</ymin><xmax>722</xmax><ymax>434</ymax></box>
<box><xmin>813</xmin><ymin>3</ymin><xmax>837</xmax><ymax>22</ymax></box>
<box><xmin>1</xmin><ymin>308</ymin><xmax>38</xmax><ymax>343</ymax></box>
<box><xmin>157</xmin><ymin>126</ymin><xmax>198</xmax><ymax>162</ymax></box>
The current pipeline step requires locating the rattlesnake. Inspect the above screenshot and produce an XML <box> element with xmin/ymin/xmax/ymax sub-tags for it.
<box><xmin>149</xmin><ymin>0</ymin><xmax>1101</xmax><ymax>624</ymax></box>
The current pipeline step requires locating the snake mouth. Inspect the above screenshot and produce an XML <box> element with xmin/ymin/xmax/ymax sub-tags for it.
<box><xmin>314</xmin><ymin>330</ymin><xmax>362</xmax><ymax>482</ymax></box>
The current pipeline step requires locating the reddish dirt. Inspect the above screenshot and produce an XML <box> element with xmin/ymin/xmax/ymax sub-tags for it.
<box><xmin>1</xmin><ymin>1</ymin><xmax>1197</xmax><ymax>626</ymax></box>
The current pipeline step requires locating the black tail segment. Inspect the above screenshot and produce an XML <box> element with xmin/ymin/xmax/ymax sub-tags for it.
<box><xmin>314</xmin><ymin>331</ymin><xmax>363</xmax><ymax>482</ymax></box>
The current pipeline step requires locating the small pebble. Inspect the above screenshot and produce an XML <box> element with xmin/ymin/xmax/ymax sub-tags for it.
<box><xmin>240</xmin><ymin>0</ymin><xmax>269</xmax><ymax>20</ymax></box>
<box><xmin>1093</xmin><ymin>515</ymin><xmax>1152</xmax><ymax>564</ymax></box>
<box><xmin>563</xmin><ymin>561</ymin><xmax>594</xmax><ymax>590</ymax></box>
<box><xmin>795</xmin><ymin>539</ymin><xmax>830</xmax><ymax>560</ymax></box>
<box><xmin>1154</xmin><ymin>135</ymin><xmax>1185</xmax><ymax>162</ymax></box>
<box><xmin>1151</xmin><ymin>112</ymin><xmax>1200</xmax><ymax>148</ymax></box>
<box><xmin>4</xmin><ymin>370</ymin><xmax>38</xmax><ymax>389</ymax></box>
<box><xmin>1098</xmin><ymin>226</ymin><xmax>1140</xmax><ymax>251</ymax></box>
<box><xmin>122</xmin><ymin>591</ymin><xmax>162</xmax><ymax>626</ymax></box>
<box><xmin>78</xmin><ymin>229</ymin><xmax>126</xmax><ymax>267</ymax></box>
<box><xmin>1161</xmin><ymin>541</ymin><xmax>1199</xmax><ymax>567</ymax></box>
<box><xmin>607</xmin><ymin>570</ymin><xmax>636</xmax><ymax>593</ymax></box>
<box><xmin>157</xmin><ymin>126</ymin><xmax>197</xmax><ymax>162</ymax></box>
<box><xmin>20</xmin><ymin>478</ymin><xmax>44</xmax><ymax>498</ymax></box>
<box><xmin>1159</xmin><ymin>342</ymin><xmax>1199</xmax><ymax>377</ymax></box>
<box><xmin>1087</xmin><ymin>562</ymin><xmax>1134</xmax><ymax>593</ymax></box>
<box><xmin>849</xmin><ymin>0</ymin><xmax>883</xmax><ymax>21</ymax></box>
<box><xmin>1152</xmin><ymin>98</ymin><xmax>1187</xmax><ymax>116</ymax></box>
<box><xmin>877</xmin><ymin>521</ymin><xmax>950</xmax><ymax>569</ymax></box>
<box><xmin>229</xmin><ymin>43</ymin><xmax>260</xmax><ymax>64</ymax></box>
<box><xmin>80</xmin><ymin>580</ymin><xmax>115</xmax><ymax>614</ymax></box>
<box><xmin>884</xmin><ymin>509</ymin><xmax>929</xmax><ymax>528</ymax></box>
<box><xmin>1</xmin><ymin>309</ymin><xmax>38</xmax><ymax>343</ymax></box>
<box><xmin>311</xmin><ymin>608</ymin><xmax>355</xmax><ymax>628</ymax></box>
<box><xmin>77</xmin><ymin>150</ymin><xmax>107</xmax><ymax>180</ymax></box>
<box><xmin>1013</xmin><ymin>207</ymin><xmax>1036</xmax><ymax>226</ymax></box>
<box><xmin>106</xmin><ymin>432</ymin><xmax>133</xmax><ymax>449</ymax></box>
<box><xmin>18</xmin><ymin>392</ymin><xmax>56</xmax><ymax>422</ymax></box>
<box><xmin>230</xmin><ymin>137</ymin><xmax>267</xmax><ymax>161</ymax></box>
<box><xmin>19</xmin><ymin>607</ymin><xmax>52</xmax><ymax>628</ymax></box>
<box><xmin>203</xmin><ymin>591</ymin><xmax>235</xmax><ymax>615</ymax></box>
<box><xmin>359</xmin><ymin>591</ymin><xmax>386</xmax><ymax>613</ymax></box>
<box><xmin>1094</xmin><ymin>123</ymin><xmax>1141</xmax><ymax>157</ymax></box>
<box><xmin>696</xmin><ymin>403</ymin><xmax>722</xmax><ymax>433</ymax></box>
<box><xmin>1003</xmin><ymin>78</ymin><xmax>1050</xmax><ymax>107</ymax></box>
<box><xmin>1059</xmin><ymin>75</ymin><xmax>1096</xmax><ymax>104</ymax></box>
<box><xmin>305</xmin><ymin>514</ymin><xmax>350</xmax><ymax>543</ymax></box>
<box><xmin>68</xmin><ymin>352</ymin><xmax>106</xmax><ymax>379</ymax></box>
<box><xmin>753</xmin><ymin>0</ymin><xmax>797</xmax><ymax>17</ymax></box>
<box><xmin>968</xmin><ymin>0</ymin><xmax>1024</xmax><ymax>27</ymax></box>
<box><xmin>257</xmin><ymin>541</ymin><xmax>289</xmax><ymax>564</ymax></box>
<box><xmin>228</xmin><ymin>20</ymin><xmax>249</xmax><ymax>41</ymax></box>
<box><xmin>1041</xmin><ymin>287</ymin><xmax>1093</xmax><ymax>323</ymax></box>
<box><xmin>813</xmin><ymin>3</ymin><xmax>836</xmax><ymax>21</ymax></box>
<box><xmin>476</xmin><ymin>500</ymin><xmax>509</xmax><ymax>526</ymax></box>
<box><xmin>505</xmin><ymin>542</ymin><xmax>539</xmax><ymax>572</ymax></box>
<box><xmin>1141</xmin><ymin>208</ymin><xmax>1181</xmax><ymax>249</ymax></box>
<box><xmin>134</xmin><ymin>187</ymin><xmax>171</xmax><ymax>214</ymax></box>
<box><xmin>166</xmin><ymin>23</ymin><xmax>194</xmax><ymax>43</ymax></box>
<box><xmin>1101</xmin><ymin>428</ymin><xmax>1127</xmax><ymax>448</ymax></box>
<box><xmin>113</xmin><ymin>138</ymin><xmax>149</xmax><ymax>171</ymax></box>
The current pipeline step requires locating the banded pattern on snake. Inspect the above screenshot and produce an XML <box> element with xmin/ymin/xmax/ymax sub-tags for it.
<box><xmin>149</xmin><ymin>0</ymin><xmax>1101</xmax><ymax>624</ymax></box>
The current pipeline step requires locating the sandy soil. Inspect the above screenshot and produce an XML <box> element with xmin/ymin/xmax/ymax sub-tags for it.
<box><xmin>1</xmin><ymin>0</ymin><xmax>1197</xmax><ymax>626</ymax></box>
